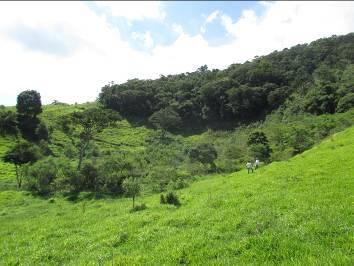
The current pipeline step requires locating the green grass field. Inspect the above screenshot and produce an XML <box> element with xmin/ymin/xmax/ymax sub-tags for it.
<box><xmin>1</xmin><ymin>121</ymin><xmax>353</xmax><ymax>264</ymax></box>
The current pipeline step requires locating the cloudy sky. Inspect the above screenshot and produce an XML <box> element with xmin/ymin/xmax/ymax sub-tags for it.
<box><xmin>0</xmin><ymin>1</ymin><xmax>354</xmax><ymax>106</ymax></box>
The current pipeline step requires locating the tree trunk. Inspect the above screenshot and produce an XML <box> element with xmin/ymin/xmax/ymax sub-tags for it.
<box><xmin>77</xmin><ymin>140</ymin><xmax>89</xmax><ymax>170</ymax></box>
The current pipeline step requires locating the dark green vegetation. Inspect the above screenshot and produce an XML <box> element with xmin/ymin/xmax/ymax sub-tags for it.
<box><xmin>99</xmin><ymin>33</ymin><xmax>354</xmax><ymax>131</ymax></box>
<box><xmin>0</xmin><ymin>33</ymin><xmax>354</xmax><ymax>264</ymax></box>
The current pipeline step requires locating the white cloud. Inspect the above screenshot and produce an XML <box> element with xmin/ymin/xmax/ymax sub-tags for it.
<box><xmin>132</xmin><ymin>31</ymin><xmax>154</xmax><ymax>48</ymax></box>
<box><xmin>95</xmin><ymin>1</ymin><xmax>166</xmax><ymax>21</ymax></box>
<box><xmin>219</xmin><ymin>1</ymin><xmax>354</xmax><ymax>53</ymax></box>
<box><xmin>172</xmin><ymin>23</ymin><xmax>184</xmax><ymax>35</ymax></box>
<box><xmin>0</xmin><ymin>1</ymin><xmax>354</xmax><ymax>106</ymax></box>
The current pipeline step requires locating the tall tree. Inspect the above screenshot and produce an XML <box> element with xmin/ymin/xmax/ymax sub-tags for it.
<box><xmin>59</xmin><ymin>107</ymin><xmax>121</xmax><ymax>170</ymax></box>
<box><xmin>247</xmin><ymin>131</ymin><xmax>272</xmax><ymax>161</ymax></box>
<box><xmin>16</xmin><ymin>90</ymin><xmax>43</xmax><ymax>140</ymax></box>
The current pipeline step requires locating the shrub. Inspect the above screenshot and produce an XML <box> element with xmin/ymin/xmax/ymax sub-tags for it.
<box><xmin>26</xmin><ymin>157</ymin><xmax>58</xmax><ymax>195</ymax></box>
<box><xmin>0</xmin><ymin>110</ymin><xmax>18</xmax><ymax>136</ymax></box>
<box><xmin>80</xmin><ymin>161</ymin><xmax>99</xmax><ymax>191</ymax></box>
<box><xmin>165</xmin><ymin>192</ymin><xmax>181</xmax><ymax>207</ymax></box>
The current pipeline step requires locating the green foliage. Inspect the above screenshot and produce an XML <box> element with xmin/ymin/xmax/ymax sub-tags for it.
<box><xmin>304</xmin><ymin>84</ymin><xmax>336</xmax><ymax>114</ymax></box>
<box><xmin>0</xmin><ymin>117</ymin><xmax>354</xmax><ymax>265</ymax></box>
<box><xmin>164</xmin><ymin>191</ymin><xmax>181</xmax><ymax>206</ymax></box>
<box><xmin>99</xmin><ymin>33</ymin><xmax>354</xmax><ymax>128</ymax></box>
<box><xmin>247</xmin><ymin>131</ymin><xmax>269</xmax><ymax>146</ymax></box>
<box><xmin>267</xmin><ymin>86</ymin><xmax>291</xmax><ymax>109</ymax></box>
<box><xmin>247</xmin><ymin>131</ymin><xmax>272</xmax><ymax>161</ymax></box>
<box><xmin>35</xmin><ymin>122</ymin><xmax>49</xmax><ymax>141</ymax></box>
<box><xmin>337</xmin><ymin>93</ymin><xmax>354</xmax><ymax>113</ymax></box>
<box><xmin>248</xmin><ymin>143</ymin><xmax>271</xmax><ymax>162</ymax></box>
<box><xmin>80</xmin><ymin>161</ymin><xmax>99</xmax><ymax>192</ymax></box>
<box><xmin>167</xmin><ymin>178</ymin><xmax>189</xmax><ymax>190</ymax></box>
<box><xmin>0</xmin><ymin>110</ymin><xmax>18</xmax><ymax>136</ymax></box>
<box><xmin>3</xmin><ymin>141</ymin><xmax>42</xmax><ymax>188</ymax></box>
<box><xmin>97</xmin><ymin>155</ymin><xmax>131</xmax><ymax>195</ymax></box>
<box><xmin>59</xmin><ymin>107</ymin><xmax>121</xmax><ymax>170</ymax></box>
<box><xmin>3</xmin><ymin>141</ymin><xmax>41</xmax><ymax>166</ymax></box>
<box><xmin>227</xmin><ymin>85</ymin><xmax>267</xmax><ymax>120</ymax></box>
<box><xmin>26</xmin><ymin>157</ymin><xmax>58</xmax><ymax>195</ymax></box>
<box><xmin>122</xmin><ymin>177</ymin><xmax>141</xmax><ymax>208</ymax></box>
<box><xmin>149</xmin><ymin>107</ymin><xmax>183</xmax><ymax>133</ymax></box>
<box><xmin>16</xmin><ymin>90</ymin><xmax>42</xmax><ymax>117</ymax></box>
<box><xmin>188</xmin><ymin>143</ymin><xmax>218</xmax><ymax>171</ymax></box>
<box><xmin>16</xmin><ymin>90</ymin><xmax>43</xmax><ymax>141</ymax></box>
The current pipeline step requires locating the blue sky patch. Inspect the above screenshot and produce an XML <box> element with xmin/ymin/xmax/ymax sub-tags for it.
<box><xmin>87</xmin><ymin>1</ymin><xmax>264</xmax><ymax>51</ymax></box>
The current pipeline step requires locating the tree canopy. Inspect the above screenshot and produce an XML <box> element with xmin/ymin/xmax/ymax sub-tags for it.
<box><xmin>98</xmin><ymin>33</ymin><xmax>354</xmax><ymax>130</ymax></box>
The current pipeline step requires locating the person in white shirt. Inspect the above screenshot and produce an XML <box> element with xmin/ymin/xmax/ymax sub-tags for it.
<box><xmin>246</xmin><ymin>161</ymin><xmax>253</xmax><ymax>174</ymax></box>
<box><xmin>255</xmin><ymin>158</ymin><xmax>260</xmax><ymax>170</ymax></box>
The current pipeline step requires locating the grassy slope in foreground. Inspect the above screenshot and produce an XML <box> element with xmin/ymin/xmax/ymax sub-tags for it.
<box><xmin>0</xmin><ymin>126</ymin><xmax>354</xmax><ymax>265</ymax></box>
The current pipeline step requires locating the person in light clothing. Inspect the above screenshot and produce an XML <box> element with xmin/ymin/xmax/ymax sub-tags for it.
<box><xmin>255</xmin><ymin>158</ymin><xmax>260</xmax><ymax>170</ymax></box>
<box><xmin>246</xmin><ymin>161</ymin><xmax>253</xmax><ymax>174</ymax></box>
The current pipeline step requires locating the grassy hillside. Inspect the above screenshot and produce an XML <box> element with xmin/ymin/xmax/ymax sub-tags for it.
<box><xmin>0</xmin><ymin>103</ymin><xmax>153</xmax><ymax>190</ymax></box>
<box><xmin>2</xmin><ymin>103</ymin><xmax>354</xmax><ymax>191</ymax></box>
<box><xmin>1</xmin><ymin>123</ymin><xmax>353</xmax><ymax>265</ymax></box>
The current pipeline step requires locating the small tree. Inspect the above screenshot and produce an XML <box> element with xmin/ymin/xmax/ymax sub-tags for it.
<box><xmin>3</xmin><ymin>141</ymin><xmax>41</xmax><ymax>188</ymax></box>
<box><xmin>188</xmin><ymin>143</ymin><xmax>218</xmax><ymax>171</ymax></box>
<box><xmin>149</xmin><ymin>107</ymin><xmax>183</xmax><ymax>134</ymax></box>
<box><xmin>26</xmin><ymin>157</ymin><xmax>58</xmax><ymax>195</ymax></box>
<box><xmin>122</xmin><ymin>177</ymin><xmax>141</xmax><ymax>208</ymax></box>
<box><xmin>247</xmin><ymin>131</ymin><xmax>269</xmax><ymax>146</ymax></box>
<box><xmin>59</xmin><ymin>107</ymin><xmax>121</xmax><ymax>170</ymax></box>
<box><xmin>247</xmin><ymin>131</ymin><xmax>272</xmax><ymax>162</ymax></box>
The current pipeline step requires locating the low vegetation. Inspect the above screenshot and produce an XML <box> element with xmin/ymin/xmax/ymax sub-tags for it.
<box><xmin>0</xmin><ymin>124</ymin><xmax>353</xmax><ymax>264</ymax></box>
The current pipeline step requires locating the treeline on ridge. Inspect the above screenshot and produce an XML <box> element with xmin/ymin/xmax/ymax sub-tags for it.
<box><xmin>99</xmin><ymin>33</ymin><xmax>354</xmax><ymax>131</ymax></box>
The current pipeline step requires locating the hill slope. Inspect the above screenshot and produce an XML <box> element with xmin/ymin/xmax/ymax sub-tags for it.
<box><xmin>1</xmin><ymin>124</ymin><xmax>353</xmax><ymax>265</ymax></box>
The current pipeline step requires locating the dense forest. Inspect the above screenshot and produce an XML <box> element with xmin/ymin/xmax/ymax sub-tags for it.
<box><xmin>99</xmin><ymin>33</ymin><xmax>354</xmax><ymax>131</ymax></box>
<box><xmin>1</xmin><ymin>33</ymin><xmax>354</xmax><ymax>200</ymax></box>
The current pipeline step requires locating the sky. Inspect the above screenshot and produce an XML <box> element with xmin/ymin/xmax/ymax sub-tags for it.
<box><xmin>0</xmin><ymin>1</ymin><xmax>354</xmax><ymax>106</ymax></box>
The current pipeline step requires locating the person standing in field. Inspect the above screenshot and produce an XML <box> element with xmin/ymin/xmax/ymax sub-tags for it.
<box><xmin>246</xmin><ymin>161</ymin><xmax>253</xmax><ymax>174</ymax></box>
<box><xmin>255</xmin><ymin>158</ymin><xmax>260</xmax><ymax>170</ymax></box>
